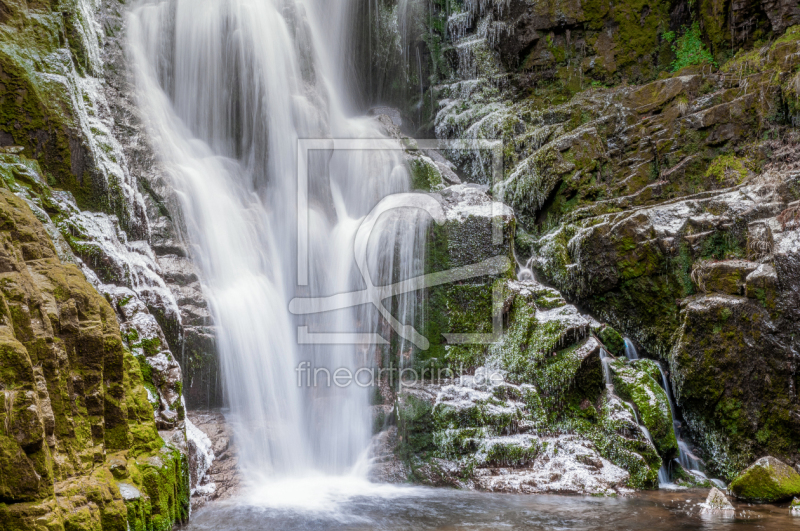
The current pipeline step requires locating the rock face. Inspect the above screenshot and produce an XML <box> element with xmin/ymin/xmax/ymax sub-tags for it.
<box><xmin>412</xmin><ymin>0</ymin><xmax>800</xmax><ymax>482</ymax></box>
<box><xmin>185</xmin><ymin>411</ymin><xmax>240</xmax><ymax>510</ymax></box>
<box><xmin>729</xmin><ymin>456</ymin><xmax>800</xmax><ymax>503</ymax></box>
<box><xmin>0</xmin><ymin>0</ymin><xmax>220</xmax><ymax>415</ymax></box>
<box><xmin>0</xmin><ymin>0</ymin><xmax>212</xmax><ymax>526</ymax></box>
<box><xmin>0</xmin><ymin>0</ymin><xmax>147</xmax><ymax>235</ymax></box>
<box><xmin>95</xmin><ymin>0</ymin><xmax>220</xmax><ymax>410</ymax></box>
<box><xmin>390</xmin><ymin>186</ymin><xmax>671</xmax><ymax>493</ymax></box>
<box><xmin>419</xmin><ymin>183</ymin><xmax>516</xmax><ymax>371</ymax></box>
<box><xmin>0</xmin><ymin>188</ymin><xmax>188</xmax><ymax>530</ymax></box>
<box><xmin>524</xmin><ymin>173</ymin><xmax>800</xmax><ymax>477</ymax></box>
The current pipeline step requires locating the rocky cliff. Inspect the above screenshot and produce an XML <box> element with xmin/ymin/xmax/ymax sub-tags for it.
<box><xmin>371</xmin><ymin>0</ymin><xmax>800</xmax><ymax>487</ymax></box>
<box><xmin>1</xmin><ymin>0</ymin><xmax>800</xmax><ymax>526</ymax></box>
<box><xmin>0</xmin><ymin>174</ymin><xmax>188</xmax><ymax>530</ymax></box>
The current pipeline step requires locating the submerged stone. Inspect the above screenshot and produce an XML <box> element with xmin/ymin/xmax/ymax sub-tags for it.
<box><xmin>701</xmin><ymin>487</ymin><xmax>735</xmax><ymax>513</ymax></box>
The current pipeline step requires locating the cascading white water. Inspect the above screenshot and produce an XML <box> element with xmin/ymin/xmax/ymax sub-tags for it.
<box><xmin>599</xmin><ymin>349</ymin><xmax>613</xmax><ymax>389</ymax></box>
<box><xmin>623</xmin><ymin>338</ymin><xmax>639</xmax><ymax>361</ymax></box>
<box><xmin>127</xmin><ymin>0</ymin><xmax>425</xmax><ymax>485</ymax></box>
<box><xmin>654</xmin><ymin>360</ymin><xmax>727</xmax><ymax>489</ymax></box>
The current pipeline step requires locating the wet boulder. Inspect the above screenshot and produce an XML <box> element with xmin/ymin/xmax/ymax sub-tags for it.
<box><xmin>694</xmin><ymin>260</ymin><xmax>759</xmax><ymax>295</ymax></box>
<box><xmin>729</xmin><ymin>456</ymin><xmax>800</xmax><ymax>503</ymax></box>
<box><xmin>421</xmin><ymin>184</ymin><xmax>516</xmax><ymax>370</ymax></box>
<box><xmin>701</xmin><ymin>487</ymin><xmax>735</xmax><ymax>513</ymax></box>
<box><xmin>610</xmin><ymin>359</ymin><xmax>678</xmax><ymax>459</ymax></box>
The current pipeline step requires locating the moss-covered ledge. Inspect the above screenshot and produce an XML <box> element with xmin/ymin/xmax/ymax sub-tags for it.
<box><xmin>0</xmin><ymin>188</ymin><xmax>188</xmax><ymax>530</ymax></box>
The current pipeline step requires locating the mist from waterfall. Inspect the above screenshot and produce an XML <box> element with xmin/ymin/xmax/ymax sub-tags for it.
<box><xmin>127</xmin><ymin>0</ymin><xmax>425</xmax><ymax>484</ymax></box>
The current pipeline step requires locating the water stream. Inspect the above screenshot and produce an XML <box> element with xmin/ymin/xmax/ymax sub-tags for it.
<box><xmin>128</xmin><ymin>0</ymin><xmax>424</xmax><ymax>482</ymax></box>
<box><xmin>653</xmin><ymin>360</ymin><xmax>727</xmax><ymax>489</ymax></box>
<box><xmin>624</xmin><ymin>338</ymin><xmax>639</xmax><ymax>361</ymax></box>
<box><xmin>603</xmin><ymin>344</ymin><xmax>726</xmax><ymax>489</ymax></box>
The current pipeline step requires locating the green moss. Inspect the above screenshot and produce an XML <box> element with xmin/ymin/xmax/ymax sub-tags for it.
<box><xmin>611</xmin><ymin>360</ymin><xmax>678</xmax><ymax>459</ymax></box>
<box><xmin>729</xmin><ymin>457</ymin><xmax>800</xmax><ymax>503</ymax></box>
<box><xmin>139</xmin><ymin>338</ymin><xmax>162</xmax><ymax>357</ymax></box>
<box><xmin>409</xmin><ymin>156</ymin><xmax>443</xmax><ymax>192</ymax></box>
<box><xmin>0</xmin><ymin>1</ymin><xmax>137</xmax><ymax>231</ymax></box>
<box><xmin>581</xmin><ymin>0</ymin><xmax>671</xmax><ymax>82</ymax></box>
<box><xmin>700</xmin><ymin>231</ymin><xmax>745</xmax><ymax>261</ymax></box>
<box><xmin>597</xmin><ymin>326</ymin><xmax>624</xmax><ymax>356</ymax></box>
<box><xmin>573</xmin><ymin>393</ymin><xmax>662</xmax><ymax>489</ymax></box>
<box><xmin>705</xmin><ymin>154</ymin><xmax>750</xmax><ymax>185</ymax></box>
<box><xmin>398</xmin><ymin>395</ymin><xmax>437</xmax><ymax>458</ymax></box>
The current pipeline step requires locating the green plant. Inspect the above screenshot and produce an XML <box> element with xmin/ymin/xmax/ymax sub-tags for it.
<box><xmin>670</xmin><ymin>23</ymin><xmax>715</xmax><ymax>71</ymax></box>
<box><xmin>705</xmin><ymin>154</ymin><xmax>750</xmax><ymax>184</ymax></box>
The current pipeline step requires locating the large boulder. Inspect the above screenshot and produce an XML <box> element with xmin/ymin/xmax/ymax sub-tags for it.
<box><xmin>421</xmin><ymin>184</ymin><xmax>515</xmax><ymax>370</ymax></box>
<box><xmin>729</xmin><ymin>456</ymin><xmax>800</xmax><ymax>503</ymax></box>
<box><xmin>670</xmin><ymin>293</ymin><xmax>800</xmax><ymax>478</ymax></box>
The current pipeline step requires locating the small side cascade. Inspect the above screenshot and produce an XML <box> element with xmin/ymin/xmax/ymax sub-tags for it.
<box><xmin>601</xmin><ymin>349</ymin><xmax>670</xmax><ymax>483</ymax></box>
<box><xmin>654</xmin><ymin>362</ymin><xmax>727</xmax><ymax>489</ymax></box>
<box><xmin>607</xmin><ymin>345</ymin><xmax>726</xmax><ymax>488</ymax></box>
<box><xmin>677</xmin><ymin>439</ymin><xmax>704</xmax><ymax>471</ymax></box>
<box><xmin>599</xmin><ymin>349</ymin><xmax>613</xmax><ymax>389</ymax></box>
<box><xmin>623</xmin><ymin>338</ymin><xmax>639</xmax><ymax>360</ymax></box>
<box><xmin>517</xmin><ymin>266</ymin><xmax>533</xmax><ymax>281</ymax></box>
<box><xmin>642</xmin><ymin>430</ymin><xmax>671</xmax><ymax>485</ymax></box>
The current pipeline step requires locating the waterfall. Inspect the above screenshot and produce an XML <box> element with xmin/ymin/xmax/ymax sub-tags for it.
<box><xmin>623</xmin><ymin>338</ymin><xmax>639</xmax><ymax>361</ymax></box>
<box><xmin>654</xmin><ymin>362</ymin><xmax>727</xmax><ymax>489</ymax></box>
<box><xmin>127</xmin><ymin>0</ymin><xmax>424</xmax><ymax>483</ymax></box>
<box><xmin>599</xmin><ymin>349</ymin><xmax>613</xmax><ymax>389</ymax></box>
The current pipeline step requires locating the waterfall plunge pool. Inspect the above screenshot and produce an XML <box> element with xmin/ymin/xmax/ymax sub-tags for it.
<box><xmin>180</xmin><ymin>479</ymin><xmax>799</xmax><ymax>530</ymax></box>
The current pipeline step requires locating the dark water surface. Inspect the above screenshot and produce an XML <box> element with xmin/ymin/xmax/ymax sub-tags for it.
<box><xmin>182</xmin><ymin>482</ymin><xmax>800</xmax><ymax>531</ymax></box>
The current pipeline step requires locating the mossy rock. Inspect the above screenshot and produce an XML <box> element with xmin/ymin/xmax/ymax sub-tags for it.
<box><xmin>0</xmin><ymin>177</ymin><xmax>188</xmax><ymax>528</ymax></box>
<box><xmin>729</xmin><ymin>457</ymin><xmax>800</xmax><ymax>503</ymax></box>
<box><xmin>610</xmin><ymin>360</ymin><xmax>678</xmax><ymax>460</ymax></box>
<box><xmin>670</xmin><ymin>294</ymin><xmax>800</xmax><ymax>479</ymax></box>
<box><xmin>597</xmin><ymin>325</ymin><xmax>624</xmax><ymax>356</ymax></box>
<box><xmin>0</xmin><ymin>1</ymin><xmax>140</xmax><ymax>232</ymax></box>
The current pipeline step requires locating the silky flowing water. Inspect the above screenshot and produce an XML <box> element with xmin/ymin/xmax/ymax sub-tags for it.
<box><xmin>128</xmin><ymin>0</ymin><xmax>423</xmax><ymax>482</ymax></box>
<box><xmin>179</xmin><ymin>485</ymin><xmax>798</xmax><ymax>530</ymax></box>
